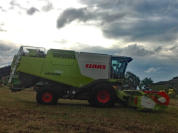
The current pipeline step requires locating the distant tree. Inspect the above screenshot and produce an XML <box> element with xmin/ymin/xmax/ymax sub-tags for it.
<box><xmin>140</xmin><ymin>77</ymin><xmax>154</xmax><ymax>90</ymax></box>
<box><xmin>125</xmin><ymin>71</ymin><xmax>140</xmax><ymax>90</ymax></box>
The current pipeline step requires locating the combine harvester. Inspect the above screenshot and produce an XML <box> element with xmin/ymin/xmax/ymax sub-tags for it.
<box><xmin>2</xmin><ymin>46</ymin><xmax>169</xmax><ymax>111</ymax></box>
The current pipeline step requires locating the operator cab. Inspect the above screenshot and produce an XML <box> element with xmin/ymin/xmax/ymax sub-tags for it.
<box><xmin>111</xmin><ymin>56</ymin><xmax>132</xmax><ymax>79</ymax></box>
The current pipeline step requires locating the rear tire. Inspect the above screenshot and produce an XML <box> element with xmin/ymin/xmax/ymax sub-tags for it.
<box><xmin>36</xmin><ymin>90</ymin><xmax>57</xmax><ymax>105</ymax></box>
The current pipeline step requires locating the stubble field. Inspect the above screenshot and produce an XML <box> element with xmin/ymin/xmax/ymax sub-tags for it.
<box><xmin>0</xmin><ymin>86</ymin><xmax>178</xmax><ymax>133</ymax></box>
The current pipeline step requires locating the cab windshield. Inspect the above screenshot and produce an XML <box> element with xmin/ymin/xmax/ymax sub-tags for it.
<box><xmin>111</xmin><ymin>56</ymin><xmax>132</xmax><ymax>79</ymax></box>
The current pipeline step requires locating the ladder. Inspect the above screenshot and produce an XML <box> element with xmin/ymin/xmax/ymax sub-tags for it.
<box><xmin>8</xmin><ymin>46</ymin><xmax>23</xmax><ymax>84</ymax></box>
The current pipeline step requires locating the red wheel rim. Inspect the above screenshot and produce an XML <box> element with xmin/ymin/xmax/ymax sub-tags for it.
<box><xmin>97</xmin><ymin>90</ymin><xmax>111</xmax><ymax>104</ymax></box>
<box><xmin>42</xmin><ymin>92</ymin><xmax>53</xmax><ymax>103</ymax></box>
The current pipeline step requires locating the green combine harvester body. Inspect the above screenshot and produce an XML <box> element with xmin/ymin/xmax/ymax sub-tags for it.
<box><xmin>6</xmin><ymin>46</ymin><xmax>169</xmax><ymax>110</ymax></box>
<box><xmin>15</xmin><ymin>49</ymin><xmax>93</xmax><ymax>88</ymax></box>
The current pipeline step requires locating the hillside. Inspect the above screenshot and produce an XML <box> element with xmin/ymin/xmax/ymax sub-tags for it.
<box><xmin>153</xmin><ymin>77</ymin><xmax>178</xmax><ymax>93</ymax></box>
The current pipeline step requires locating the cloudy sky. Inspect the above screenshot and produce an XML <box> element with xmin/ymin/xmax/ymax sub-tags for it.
<box><xmin>0</xmin><ymin>0</ymin><xmax>178</xmax><ymax>82</ymax></box>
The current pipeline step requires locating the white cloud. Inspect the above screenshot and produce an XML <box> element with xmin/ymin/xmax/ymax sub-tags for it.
<box><xmin>144</xmin><ymin>67</ymin><xmax>159</xmax><ymax>73</ymax></box>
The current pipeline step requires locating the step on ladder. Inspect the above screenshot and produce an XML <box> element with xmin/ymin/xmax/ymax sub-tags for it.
<box><xmin>8</xmin><ymin>46</ymin><xmax>23</xmax><ymax>84</ymax></box>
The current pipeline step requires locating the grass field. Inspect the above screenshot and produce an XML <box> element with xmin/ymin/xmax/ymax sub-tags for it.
<box><xmin>0</xmin><ymin>86</ymin><xmax>178</xmax><ymax>133</ymax></box>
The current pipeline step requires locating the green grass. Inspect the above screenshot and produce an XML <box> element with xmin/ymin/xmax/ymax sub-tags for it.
<box><xmin>0</xmin><ymin>86</ymin><xmax>178</xmax><ymax>133</ymax></box>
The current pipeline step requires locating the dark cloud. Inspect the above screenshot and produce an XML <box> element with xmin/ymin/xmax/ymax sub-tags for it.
<box><xmin>73</xmin><ymin>43</ymin><xmax>178</xmax><ymax>59</ymax></box>
<box><xmin>57</xmin><ymin>8</ymin><xmax>125</xmax><ymax>28</ymax></box>
<box><xmin>57</xmin><ymin>8</ymin><xmax>96</xmax><ymax>28</ymax></box>
<box><xmin>27</xmin><ymin>7</ymin><xmax>39</xmax><ymax>15</ymax></box>
<box><xmin>75</xmin><ymin>44</ymin><xmax>155</xmax><ymax>57</ymax></box>
<box><xmin>102</xmin><ymin>17</ymin><xmax>178</xmax><ymax>42</ymax></box>
<box><xmin>154</xmin><ymin>46</ymin><xmax>162</xmax><ymax>52</ymax></box>
<box><xmin>134</xmin><ymin>0</ymin><xmax>178</xmax><ymax>17</ymax></box>
<box><xmin>57</xmin><ymin>0</ymin><xmax>178</xmax><ymax>43</ymax></box>
<box><xmin>119</xmin><ymin>44</ymin><xmax>154</xmax><ymax>56</ymax></box>
<box><xmin>0</xmin><ymin>42</ymin><xmax>18</xmax><ymax>67</ymax></box>
<box><xmin>9</xmin><ymin>1</ymin><xmax>39</xmax><ymax>15</ymax></box>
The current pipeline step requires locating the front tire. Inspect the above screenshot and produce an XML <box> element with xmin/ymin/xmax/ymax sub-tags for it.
<box><xmin>89</xmin><ymin>85</ymin><xmax>115</xmax><ymax>107</ymax></box>
<box><xmin>36</xmin><ymin>90</ymin><xmax>57</xmax><ymax>105</ymax></box>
